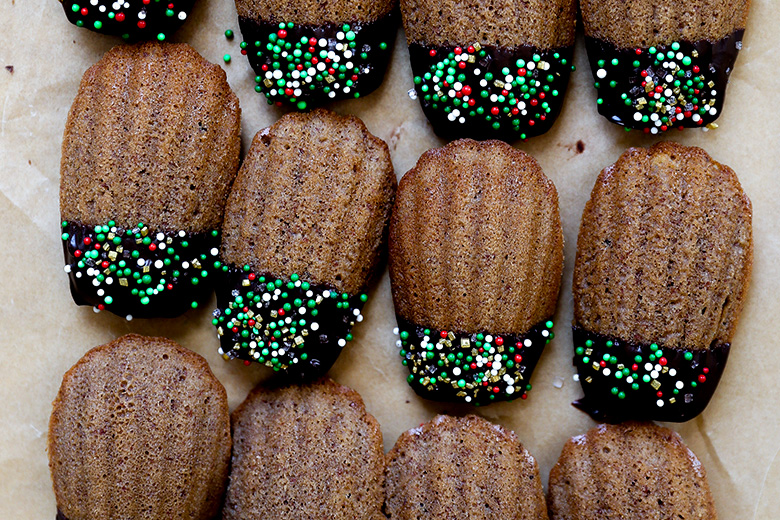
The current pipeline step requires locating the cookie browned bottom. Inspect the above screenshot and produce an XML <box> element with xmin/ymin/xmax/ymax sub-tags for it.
<box><xmin>385</xmin><ymin>415</ymin><xmax>548</xmax><ymax>519</ymax></box>
<box><xmin>48</xmin><ymin>334</ymin><xmax>231</xmax><ymax>520</ymax></box>
<box><xmin>223</xmin><ymin>378</ymin><xmax>385</xmax><ymax>520</ymax></box>
<box><xmin>548</xmin><ymin>422</ymin><xmax>717</xmax><ymax>520</ymax></box>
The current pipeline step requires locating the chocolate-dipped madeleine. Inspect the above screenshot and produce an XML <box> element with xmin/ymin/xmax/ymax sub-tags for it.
<box><xmin>572</xmin><ymin>142</ymin><xmax>752</xmax><ymax>422</ymax></box>
<box><xmin>60</xmin><ymin>43</ymin><xmax>241</xmax><ymax>319</ymax></box>
<box><xmin>214</xmin><ymin>109</ymin><xmax>396</xmax><ymax>380</ymax></box>
<box><xmin>390</xmin><ymin>139</ymin><xmax>563</xmax><ymax>405</ymax></box>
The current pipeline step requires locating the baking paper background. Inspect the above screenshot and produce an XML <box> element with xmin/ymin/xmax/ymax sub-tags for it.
<box><xmin>1</xmin><ymin>0</ymin><xmax>779</xmax><ymax>517</ymax></box>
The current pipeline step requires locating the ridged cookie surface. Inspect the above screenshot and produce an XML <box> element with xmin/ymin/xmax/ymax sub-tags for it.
<box><xmin>60</xmin><ymin>42</ymin><xmax>241</xmax><ymax>232</ymax></box>
<box><xmin>548</xmin><ymin>422</ymin><xmax>717</xmax><ymax>520</ymax></box>
<box><xmin>223</xmin><ymin>378</ymin><xmax>384</xmax><ymax>520</ymax></box>
<box><xmin>236</xmin><ymin>0</ymin><xmax>394</xmax><ymax>24</ymax></box>
<box><xmin>385</xmin><ymin>414</ymin><xmax>548</xmax><ymax>520</ymax></box>
<box><xmin>574</xmin><ymin>142</ymin><xmax>752</xmax><ymax>349</ymax></box>
<box><xmin>48</xmin><ymin>334</ymin><xmax>231</xmax><ymax>520</ymax></box>
<box><xmin>401</xmin><ymin>0</ymin><xmax>576</xmax><ymax>48</ymax></box>
<box><xmin>581</xmin><ymin>0</ymin><xmax>750</xmax><ymax>47</ymax></box>
<box><xmin>391</xmin><ymin>139</ymin><xmax>562</xmax><ymax>334</ymax></box>
<box><xmin>221</xmin><ymin>109</ymin><xmax>395</xmax><ymax>296</ymax></box>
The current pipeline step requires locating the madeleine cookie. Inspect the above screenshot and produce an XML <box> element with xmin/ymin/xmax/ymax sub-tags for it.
<box><xmin>48</xmin><ymin>334</ymin><xmax>231</xmax><ymax>520</ymax></box>
<box><xmin>390</xmin><ymin>140</ymin><xmax>563</xmax><ymax>405</ymax></box>
<box><xmin>60</xmin><ymin>43</ymin><xmax>241</xmax><ymax>319</ymax></box>
<box><xmin>581</xmin><ymin>0</ymin><xmax>750</xmax><ymax>133</ymax></box>
<box><xmin>236</xmin><ymin>0</ymin><xmax>397</xmax><ymax>109</ymax></box>
<box><xmin>401</xmin><ymin>0</ymin><xmax>576</xmax><ymax>140</ymax></box>
<box><xmin>213</xmin><ymin>109</ymin><xmax>396</xmax><ymax>380</ymax></box>
<box><xmin>385</xmin><ymin>415</ymin><xmax>548</xmax><ymax>519</ymax></box>
<box><xmin>548</xmin><ymin>422</ymin><xmax>717</xmax><ymax>519</ymax></box>
<box><xmin>573</xmin><ymin>142</ymin><xmax>752</xmax><ymax>422</ymax></box>
<box><xmin>61</xmin><ymin>0</ymin><xmax>196</xmax><ymax>40</ymax></box>
<box><xmin>223</xmin><ymin>378</ymin><xmax>384</xmax><ymax>520</ymax></box>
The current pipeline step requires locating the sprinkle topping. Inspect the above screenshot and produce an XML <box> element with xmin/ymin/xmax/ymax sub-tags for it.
<box><xmin>61</xmin><ymin>220</ymin><xmax>218</xmax><ymax>317</ymax></box>
<box><xmin>237</xmin><ymin>17</ymin><xmax>395</xmax><ymax>109</ymax></box>
<box><xmin>213</xmin><ymin>266</ymin><xmax>367</xmax><ymax>379</ymax></box>
<box><xmin>396</xmin><ymin>317</ymin><xmax>554</xmax><ymax>406</ymax></box>
<box><xmin>572</xmin><ymin>326</ymin><xmax>730</xmax><ymax>422</ymax></box>
<box><xmin>62</xmin><ymin>0</ymin><xmax>194</xmax><ymax>39</ymax></box>
<box><xmin>409</xmin><ymin>43</ymin><xmax>574</xmax><ymax>139</ymax></box>
<box><xmin>586</xmin><ymin>30</ymin><xmax>744</xmax><ymax>133</ymax></box>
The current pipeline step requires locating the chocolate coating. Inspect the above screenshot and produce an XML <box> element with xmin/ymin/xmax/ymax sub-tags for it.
<box><xmin>586</xmin><ymin>30</ymin><xmax>744</xmax><ymax>133</ymax></box>
<box><xmin>572</xmin><ymin>326</ymin><xmax>730</xmax><ymax>422</ymax></box>
<box><xmin>62</xmin><ymin>222</ymin><xmax>219</xmax><ymax>319</ymax></box>
<box><xmin>62</xmin><ymin>0</ymin><xmax>196</xmax><ymax>39</ymax></box>
<box><xmin>396</xmin><ymin>316</ymin><xmax>554</xmax><ymax>405</ymax></box>
<box><xmin>213</xmin><ymin>266</ymin><xmax>366</xmax><ymax>381</ymax></box>
<box><xmin>409</xmin><ymin>43</ymin><xmax>573</xmax><ymax>141</ymax></box>
<box><xmin>238</xmin><ymin>15</ymin><xmax>397</xmax><ymax>108</ymax></box>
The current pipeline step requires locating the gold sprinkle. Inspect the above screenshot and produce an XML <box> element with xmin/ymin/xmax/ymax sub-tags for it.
<box><xmin>585</xmin><ymin>348</ymin><xmax>593</xmax><ymax>356</ymax></box>
<box><xmin>270</xmin><ymin>310</ymin><xmax>278</xmax><ymax>318</ymax></box>
<box><xmin>651</xmin><ymin>379</ymin><xmax>661</xmax><ymax>390</ymax></box>
<box><xmin>242</xmin><ymin>279</ymin><xmax>251</xmax><ymax>286</ymax></box>
<box><xmin>141</xmin><ymin>227</ymin><xmax>148</xmax><ymax>237</ymax></box>
<box><xmin>708</xmin><ymin>80</ymin><xmax>715</xmax><ymax>88</ymax></box>
<box><xmin>294</xmin><ymin>336</ymin><xmax>304</xmax><ymax>345</ymax></box>
<box><xmin>192</xmin><ymin>259</ymin><xmax>201</xmax><ymax>269</ymax></box>
<box><xmin>142</xmin><ymin>265</ymin><xmax>150</xmax><ymax>273</ymax></box>
<box><xmin>706</xmin><ymin>122</ymin><xmax>719</xmax><ymax>130</ymax></box>
<box><xmin>263</xmin><ymin>79</ymin><xmax>273</xmax><ymax>87</ymax></box>
<box><xmin>316</xmin><ymin>296</ymin><xmax>323</xmax><ymax>304</ymax></box>
<box><xmin>617</xmin><ymin>364</ymin><xmax>625</xmax><ymax>370</ymax></box>
<box><xmin>662</xmin><ymin>366</ymin><xmax>669</xmax><ymax>374</ymax></box>
<box><xmin>669</xmin><ymin>397</ymin><xmax>676</xmax><ymax>404</ymax></box>
<box><xmin>592</xmin><ymin>362</ymin><xmax>601</xmax><ymax>371</ymax></box>
<box><xmin>692</xmin><ymin>50</ymin><xmax>699</xmax><ymax>58</ymax></box>
<box><xmin>467</xmin><ymin>55</ymin><xmax>476</xmax><ymax>63</ymax></box>
<box><xmin>493</xmin><ymin>80</ymin><xmax>505</xmax><ymax>89</ymax></box>
<box><xmin>473</xmin><ymin>42</ymin><xmax>481</xmax><ymax>51</ymax></box>
<box><xmin>448</xmin><ymin>332</ymin><xmax>456</xmax><ymax>341</ymax></box>
<box><xmin>108</xmin><ymin>251</ymin><xmax>117</xmax><ymax>261</ymax></box>
<box><xmin>115</xmin><ymin>246</ymin><xmax>123</xmax><ymax>254</ymax></box>
<box><xmin>107</xmin><ymin>232</ymin><xmax>115</xmax><ymax>240</ymax></box>
<box><xmin>460</xmin><ymin>338</ymin><xmax>471</xmax><ymax>348</ymax></box>
<box><xmin>119</xmin><ymin>278</ymin><xmax>128</xmax><ymax>286</ymax></box>
<box><xmin>325</xmin><ymin>75</ymin><xmax>335</xmax><ymax>83</ymax></box>
<box><xmin>456</xmin><ymin>391</ymin><xmax>466</xmax><ymax>397</ymax></box>
<box><xmin>585</xmin><ymin>376</ymin><xmax>593</xmax><ymax>384</ymax></box>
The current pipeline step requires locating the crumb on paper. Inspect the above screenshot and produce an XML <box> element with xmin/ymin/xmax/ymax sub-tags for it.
<box><xmin>576</xmin><ymin>140</ymin><xmax>585</xmax><ymax>153</ymax></box>
<box><xmin>5</xmin><ymin>65</ymin><xmax>13</xmax><ymax>74</ymax></box>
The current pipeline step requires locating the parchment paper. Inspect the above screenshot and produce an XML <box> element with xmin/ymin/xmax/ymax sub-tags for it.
<box><xmin>1</xmin><ymin>0</ymin><xmax>779</xmax><ymax>517</ymax></box>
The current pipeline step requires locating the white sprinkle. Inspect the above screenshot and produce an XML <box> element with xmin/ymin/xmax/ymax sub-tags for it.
<box><xmin>506</xmin><ymin>386</ymin><xmax>514</xmax><ymax>395</ymax></box>
<box><xmin>356</xmin><ymin>315</ymin><xmax>363</xmax><ymax>322</ymax></box>
<box><xmin>126</xmin><ymin>315</ymin><xmax>133</xmax><ymax>321</ymax></box>
<box><xmin>651</xmin><ymin>370</ymin><xmax>659</xmax><ymax>378</ymax></box>
<box><xmin>453</xmin><ymin>367</ymin><xmax>461</xmax><ymax>376</ymax></box>
<box><xmin>553</xmin><ymin>377</ymin><xmax>564</xmax><ymax>389</ymax></box>
<box><xmin>97</xmin><ymin>289</ymin><xmax>104</xmax><ymax>296</ymax></box>
<box><xmin>75</xmin><ymin>272</ymin><xmax>82</xmax><ymax>278</ymax></box>
<box><xmin>645</xmin><ymin>363</ymin><xmax>653</xmax><ymax>371</ymax></box>
<box><xmin>154</xmin><ymin>260</ymin><xmax>163</xmax><ymax>269</ymax></box>
<box><xmin>657</xmin><ymin>399</ymin><xmax>665</xmax><ymax>407</ymax></box>
<box><xmin>323</xmin><ymin>290</ymin><xmax>331</xmax><ymax>298</ymax></box>
<box><xmin>262</xmin><ymin>293</ymin><xmax>271</xmax><ymax>302</ymax></box>
<box><xmin>178</xmin><ymin>11</ymin><xmax>187</xmax><ymax>20</ymax></box>
<box><xmin>105</xmin><ymin>277</ymin><xmax>113</xmax><ymax>285</ymax></box>
<box><xmin>669</xmin><ymin>369</ymin><xmax>677</xmax><ymax>377</ymax></box>
<box><xmin>603</xmin><ymin>368</ymin><xmax>611</xmax><ymax>376</ymax></box>
<box><xmin>93</xmin><ymin>306</ymin><xmax>101</xmax><ymax>313</ymax></box>
<box><xmin>676</xmin><ymin>381</ymin><xmax>684</xmax><ymax>389</ymax></box>
<box><xmin>338</xmin><ymin>338</ymin><xmax>347</xmax><ymax>347</ymax></box>
<box><xmin>64</xmin><ymin>265</ymin><xmax>72</xmax><ymax>273</ymax></box>
<box><xmin>524</xmin><ymin>339</ymin><xmax>532</xmax><ymax>347</ymax></box>
<box><xmin>319</xmin><ymin>38</ymin><xmax>327</xmax><ymax>47</ymax></box>
<box><xmin>178</xmin><ymin>230</ymin><xmax>186</xmax><ymax>237</ymax></box>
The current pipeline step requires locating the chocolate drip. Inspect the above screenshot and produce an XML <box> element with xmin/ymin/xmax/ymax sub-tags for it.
<box><xmin>213</xmin><ymin>266</ymin><xmax>367</xmax><ymax>381</ymax></box>
<box><xmin>396</xmin><ymin>317</ymin><xmax>554</xmax><ymax>406</ymax></box>
<box><xmin>61</xmin><ymin>221</ymin><xmax>219</xmax><ymax>319</ymax></box>
<box><xmin>408</xmin><ymin>43</ymin><xmax>574</xmax><ymax>141</ymax></box>
<box><xmin>572</xmin><ymin>326</ymin><xmax>730</xmax><ymax>422</ymax></box>
<box><xmin>62</xmin><ymin>0</ymin><xmax>196</xmax><ymax>39</ymax></box>
<box><xmin>585</xmin><ymin>30</ymin><xmax>744</xmax><ymax>132</ymax></box>
<box><xmin>238</xmin><ymin>14</ymin><xmax>397</xmax><ymax>108</ymax></box>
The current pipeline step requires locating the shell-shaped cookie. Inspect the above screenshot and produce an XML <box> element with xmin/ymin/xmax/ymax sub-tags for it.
<box><xmin>572</xmin><ymin>141</ymin><xmax>752</xmax><ymax>422</ymax></box>
<box><xmin>48</xmin><ymin>334</ymin><xmax>231</xmax><ymax>520</ymax></box>
<box><xmin>60</xmin><ymin>43</ymin><xmax>241</xmax><ymax>318</ymax></box>
<box><xmin>548</xmin><ymin>422</ymin><xmax>717</xmax><ymax>520</ymax></box>
<box><xmin>215</xmin><ymin>109</ymin><xmax>396</xmax><ymax>379</ymax></box>
<box><xmin>385</xmin><ymin>415</ymin><xmax>548</xmax><ymax>520</ymax></box>
<box><xmin>390</xmin><ymin>139</ymin><xmax>563</xmax><ymax>405</ymax></box>
<box><xmin>61</xmin><ymin>43</ymin><xmax>241</xmax><ymax>232</ymax></box>
<box><xmin>223</xmin><ymin>378</ymin><xmax>384</xmax><ymax>520</ymax></box>
<box><xmin>574</xmin><ymin>141</ymin><xmax>752</xmax><ymax>349</ymax></box>
<box><xmin>391</xmin><ymin>139</ymin><xmax>562</xmax><ymax>334</ymax></box>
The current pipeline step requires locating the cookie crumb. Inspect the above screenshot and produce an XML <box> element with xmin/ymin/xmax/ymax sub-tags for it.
<box><xmin>576</xmin><ymin>140</ymin><xmax>585</xmax><ymax>153</ymax></box>
<box><xmin>5</xmin><ymin>65</ymin><xmax>13</xmax><ymax>74</ymax></box>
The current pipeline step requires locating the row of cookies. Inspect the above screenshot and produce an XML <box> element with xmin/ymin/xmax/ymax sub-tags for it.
<box><xmin>59</xmin><ymin>0</ymin><xmax>752</xmax><ymax>139</ymax></box>
<box><xmin>49</xmin><ymin>340</ymin><xmax>718</xmax><ymax>519</ymax></box>
<box><xmin>59</xmin><ymin>42</ymin><xmax>752</xmax><ymax>422</ymax></box>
